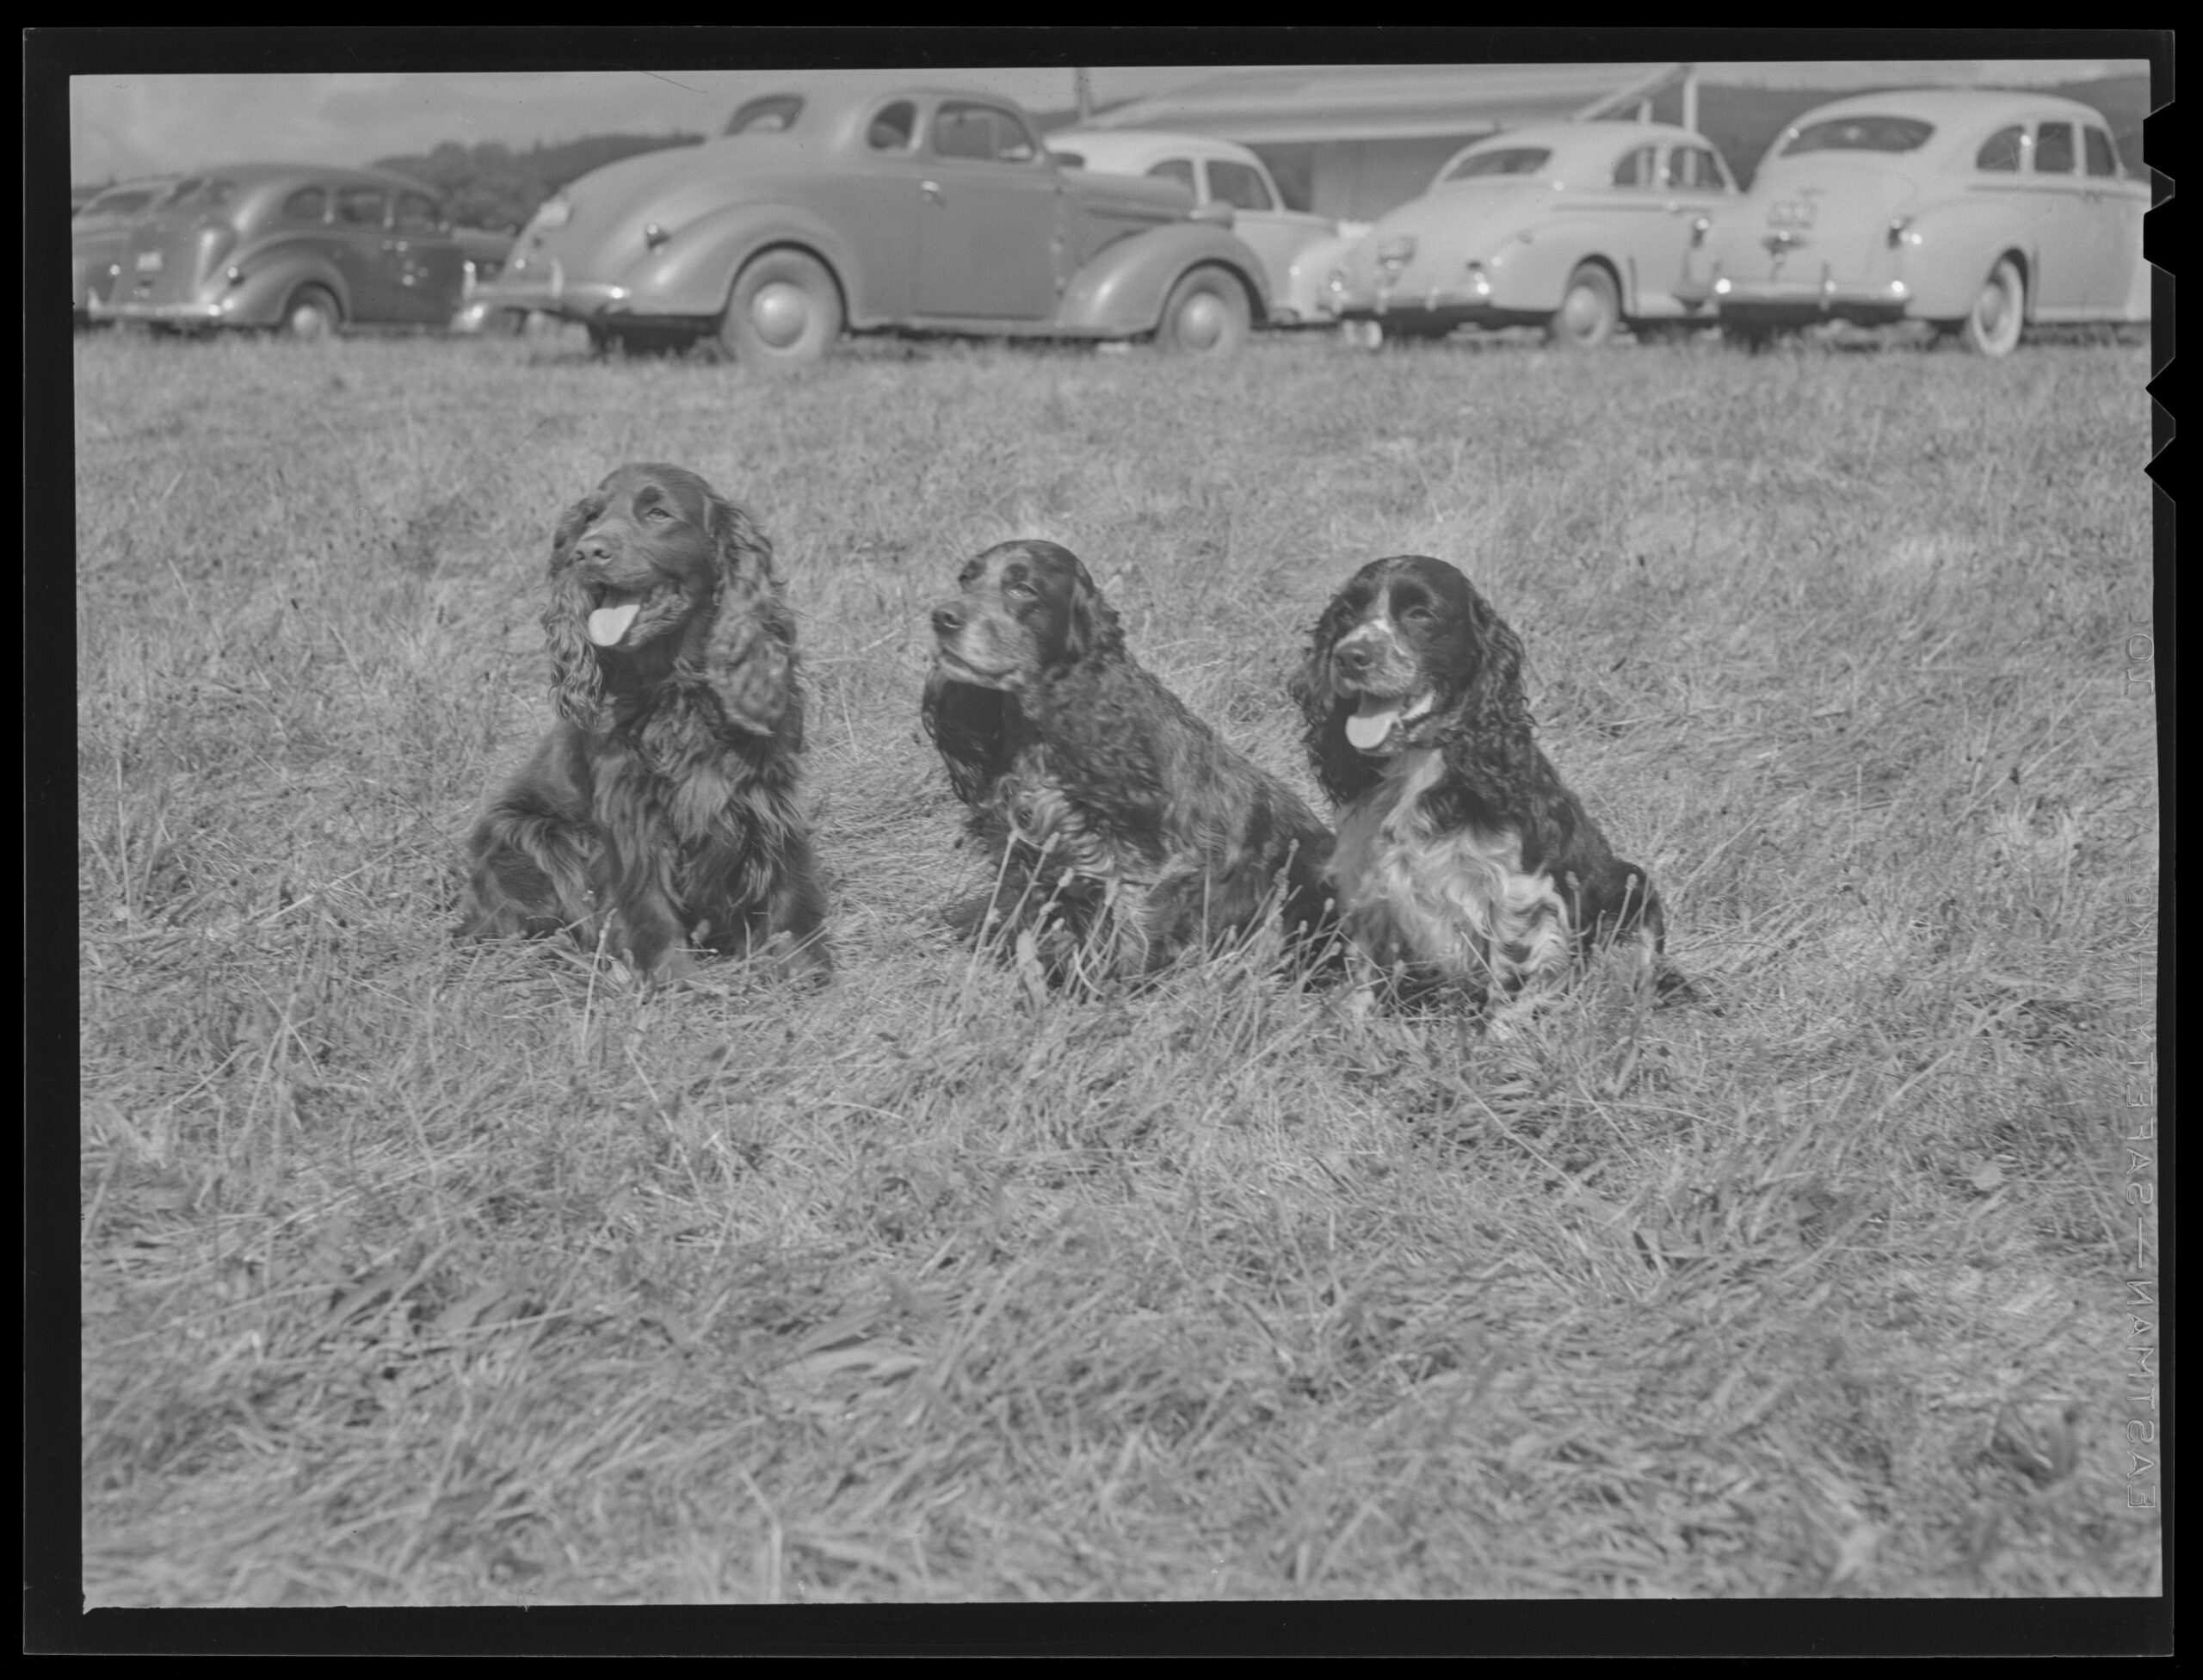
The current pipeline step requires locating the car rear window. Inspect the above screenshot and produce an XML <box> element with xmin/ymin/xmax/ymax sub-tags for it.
<box><xmin>725</xmin><ymin>95</ymin><xmax>803</xmax><ymax>136</ymax></box>
<box><xmin>393</xmin><ymin>191</ymin><xmax>442</xmax><ymax>232</ymax></box>
<box><xmin>1780</xmin><ymin>116</ymin><xmax>1935</xmax><ymax>156</ymax></box>
<box><xmin>1975</xmin><ymin>126</ymin><xmax>2024</xmax><ymax>171</ymax></box>
<box><xmin>1442</xmin><ymin>147</ymin><xmax>1551</xmax><ymax>182</ymax></box>
<box><xmin>1207</xmin><ymin>159</ymin><xmax>1275</xmax><ymax>212</ymax></box>
<box><xmin>2033</xmin><ymin>121</ymin><xmax>2076</xmax><ymax>173</ymax></box>
<box><xmin>1145</xmin><ymin>158</ymin><xmax>1196</xmax><ymax>193</ymax></box>
<box><xmin>1669</xmin><ymin>146</ymin><xmax>1727</xmax><ymax>189</ymax></box>
<box><xmin>280</xmin><ymin>186</ymin><xmax>329</xmax><ymax>222</ymax></box>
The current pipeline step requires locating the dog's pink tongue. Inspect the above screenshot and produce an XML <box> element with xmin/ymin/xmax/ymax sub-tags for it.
<box><xmin>1345</xmin><ymin>699</ymin><xmax>1399</xmax><ymax>750</ymax></box>
<box><xmin>587</xmin><ymin>602</ymin><xmax>641</xmax><ymax>647</ymax></box>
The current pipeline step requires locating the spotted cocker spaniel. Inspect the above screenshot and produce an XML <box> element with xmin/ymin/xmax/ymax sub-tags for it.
<box><xmin>1293</xmin><ymin>554</ymin><xmax>1667</xmax><ymax>1017</ymax></box>
<box><xmin>923</xmin><ymin>540</ymin><xmax>1336</xmax><ymax>986</ymax></box>
<box><xmin>460</xmin><ymin>463</ymin><xmax>829</xmax><ymax>984</ymax></box>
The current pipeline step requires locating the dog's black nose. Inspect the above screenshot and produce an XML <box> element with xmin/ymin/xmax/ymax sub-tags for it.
<box><xmin>1334</xmin><ymin>641</ymin><xmax>1374</xmax><ymax>676</ymax></box>
<box><xmin>931</xmin><ymin>604</ymin><xmax>963</xmax><ymax>635</ymax></box>
<box><xmin>575</xmin><ymin>530</ymin><xmax>614</xmax><ymax>564</ymax></box>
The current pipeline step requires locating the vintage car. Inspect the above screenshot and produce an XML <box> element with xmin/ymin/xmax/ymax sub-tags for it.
<box><xmin>1326</xmin><ymin>121</ymin><xmax>1738</xmax><ymax>348</ymax></box>
<box><xmin>73</xmin><ymin>176</ymin><xmax>178</xmax><ymax>322</ymax></box>
<box><xmin>91</xmin><ymin>164</ymin><xmax>472</xmax><ymax>336</ymax></box>
<box><xmin>1706</xmin><ymin>90</ymin><xmax>2150</xmax><ymax>355</ymax></box>
<box><xmin>1044</xmin><ymin>128</ymin><xmax>1364</xmax><ymax>324</ymax></box>
<box><xmin>473</xmin><ymin>87</ymin><xmax>1273</xmax><ymax>363</ymax></box>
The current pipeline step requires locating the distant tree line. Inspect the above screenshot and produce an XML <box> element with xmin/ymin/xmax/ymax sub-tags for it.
<box><xmin>369</xmin><ymin>133</ymin><xmax>704</xmax><ymax>233</ymax></box>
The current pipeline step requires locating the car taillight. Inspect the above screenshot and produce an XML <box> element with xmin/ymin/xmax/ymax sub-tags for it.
<box><xmin>643</xmin><ymin>223</ymin><xmax>670</xmax><ymax>250</ymax></box>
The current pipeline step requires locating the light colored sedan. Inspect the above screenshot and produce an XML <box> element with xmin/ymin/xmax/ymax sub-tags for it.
<box><xmin>1326</xmin><ymin>121</ymin><xmax>1737</xmax><ymax>348</ymax></box>
<box><xmin>72</xmin><ymin>176</ymin><xmax>178</xmax><ymax>321</ymax></box>
<box><xmin>1046</xmin><ymin>128</ymin><xmax>1361</xmax><ymax>324</ymax></box>
<box><xmin>1706</xmin><ymin>89</ymin><xmax>2150</xmax><ymax>355</ymax></box>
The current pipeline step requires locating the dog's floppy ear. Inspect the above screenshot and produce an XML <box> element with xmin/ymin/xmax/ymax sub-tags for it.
<box><xmin>696</xmin><ymin>492</ymin><xmax>799</xmax><ymax>741</ymax></box>
<box><xmin>1059</xmin><ymin>562</ymin><xmax>1125</xmax><ymax>664</ymax></box>
<box><xmin>922</xmin><ymin>666</ymin><xmax>1012</xmax><ymax>806</ymax></box>
<box><xmin>544</xmin><ymin>493</ymin><xmax>606</xmax><ymax>725</ymax></box>
<box><xmin>1291</xmin><ymin>596</ymin><xmax>1377</xmax><ymax>809</ymax></box>
<box><xmin>1446</xmin><ymin>586</ymin><xmax>1530</xmax><ymax>779</ymax></box>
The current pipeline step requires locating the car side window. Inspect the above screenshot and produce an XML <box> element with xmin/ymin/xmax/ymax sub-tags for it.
<box><xmin>867</xmin><ymin>101</ymin><xmax>916</xmax><ymax>151</ymax></box>
<box><xmin>393</xmin><ymin>192</ymin><xmax>441</xmax><ymax>233</ymax></box>
<box><xmin>2084</xmin><ymin>126</ymin><xmax>2120</xmax><ymax>177</ymax></box>
<box><xmin>281</xmin><ymin>186</ymin><xmax>329</xmax><ymax>223</ymax></box>
<box><xmin>1612</xmin><ymin>145</ymin><xmax>1660</xmax><ymax>188</ymax></box>
<box><xmin>1207</xmin><ymin>159</ymin><xmax>1275</xmax><ymax>212</ymax></box>
<box><xmin>1145</xmin><ymin>158</ymin><xmax>1197</xmax><ymax>195</ymax></box>
<box><xmin>1975</xmin><ymin>126</ymin><xmax>2024</xmax><ymax>172</ymax></box>
<box><xmin>2033</xmin><ymin>121</ymin><xmax>2076</xmax><ymax>174</ymax></box>
<box><xmin>335</xmin><ymin>187</ymin><xmax>388</xmax><ymax>228</ymax></box>
<box><xmin>933</xmin><ymin>102</ymin><xmax>1038</xmax><ymax>164</ymax></box>
<box><xmin>1669</xmin><ymin>146</ymin><xmax>1725</xmax><ymax>190</ymax></box>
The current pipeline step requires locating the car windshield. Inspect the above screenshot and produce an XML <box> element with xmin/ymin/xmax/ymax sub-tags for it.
<box><xmin>725</xmin><ymin>95</ymin><xmax>804</xmax><ymax>136</ymax></box>
<box><xmin>166</xmin><ymin>176</ymin><xmax>237</xmax><ymax>212</ymax></box>
<box><xmin>1780</xmin><ymin>116</ymin><xmax>1935</xmax><ymax>156</ymax></box>
<box><xmin>79</xmin><ymin>183</ymin><xmax>168</xmax><ymax>218</ymax></box>
<box><xmin>1442</xmin><ymin>147</ymin><xmax>1552</xmax><ymax>182</ymax></box>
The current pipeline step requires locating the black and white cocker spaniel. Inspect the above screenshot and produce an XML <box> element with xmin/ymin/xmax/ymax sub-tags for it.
<box><xmin>1293</xmin><ymin>555</ymin><xmax>1666</xmax><ymax>1015</ymax></box>
<box><xmin>923</xmin><ymin>540</ymin><xmax>1335</xmax><ymax>986</ymax></box>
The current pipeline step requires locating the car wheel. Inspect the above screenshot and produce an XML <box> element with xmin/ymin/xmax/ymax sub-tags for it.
<box><xmin>720</xmin><ymin>249</ymin><xmax>843</xmax><ymax>369</ymax></box>
<box><xmin>1960</xmin><ymin>256</ymin><xmax>2026</xmax><ymax>358</ymax></box>
<box><xmin>282</xmin><ymin>286</ymin><xmax>341</xmax><ymax>340</ymax></box>
<box><xmin>1546</xmin><ymin>263</ymin><xmax>1620</xmax><ymax>349</ymax></box>
<box><xmin>1156</xmin><ymin>265</ymin><xmax>1251</xmax><ymax>357</ymax></box>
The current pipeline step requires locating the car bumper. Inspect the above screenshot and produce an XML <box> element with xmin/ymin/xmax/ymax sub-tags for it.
<box><xmin>473</xmin><ymin>270</ymin><xmax>654</xmax><ymax>322</ymax></box>
<box><xmin>88</xmin><ymin>296</ymin><xmax>232</xmax><ymax>326</ymax></box>
<box><xmin>1713</xmin><ymin>276</ymin><xmax>1913</xmax><ymax>328</ymax></box>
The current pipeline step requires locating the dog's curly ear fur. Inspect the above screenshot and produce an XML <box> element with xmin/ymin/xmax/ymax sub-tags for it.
<box><xmin>1440</xmin><ymin>590</ymin><xmax>1531</xmax><ymax>788</ymax></box>
<box><xmin>1292</xmin><ymin>608</ymin><xmax>1377</xmax><ymax>810</ymax></box>
<box><xmin>698</xmin><ymin>494</ymin><xmax>799</xmax><ymax>742</ymax></box>
<box><xmin>1060</xmin><ymin>566</ymin><xmax>1126</xmax><ymax>665</ymax></box>
<box><xmin>545</xmin><ymin>494</ymin><xmax>605</xmax><ymax>726</ymax></box>
<box><xmin>922</xmin><ymin>667</ymin><xmax>1012</xmax><ymax>806</ymax></box>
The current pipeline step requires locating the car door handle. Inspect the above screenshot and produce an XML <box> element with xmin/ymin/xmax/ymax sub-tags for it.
<box><xmin>921</xmin><ymin>181</ymin><xmax>945</xmax><ymax>204</ymax></box>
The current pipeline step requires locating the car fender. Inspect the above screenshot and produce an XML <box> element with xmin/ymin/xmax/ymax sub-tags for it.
<box><xmin>1482</xmin><ymin>222</ymin><xmax>1627</xmax><ymax>313</ymax></box>
<box><xmin>615</xmin><ymin>202</ymin><xmax>868</xmax><ymax>324</ymax></box>
<box><xmin>1898</xmin><ymin>200</ymin><xmax>2052</xmax><ymax>320</ymax></box>
<box><xmin>1055</xmin><ymin>223</ymin><xmax>1270</xmax><ymax>333</ymax></box>
<box><xmin>225</xmin><ymin>253</ymin><xmax>353</xmax><ymax>326</ymax></box>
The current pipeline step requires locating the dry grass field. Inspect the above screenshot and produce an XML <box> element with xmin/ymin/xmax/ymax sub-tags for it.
<box><xmin>74</xmin><ymin>322</ymin><xmax>2160</xmax><ymax>1613</ymax></box>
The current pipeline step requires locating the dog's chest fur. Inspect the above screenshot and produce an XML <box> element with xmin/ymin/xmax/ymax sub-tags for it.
<box><xmin>1329</xmin><ymin>748</ymin><xmax>1571</xmax><ymax>990</ymax></box>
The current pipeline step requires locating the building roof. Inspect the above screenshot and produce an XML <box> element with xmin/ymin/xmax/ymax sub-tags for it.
<box><xmin>1085</xmin><ymin>64</ymin><xmax>1687</xmax><ymax>145</ymax></box>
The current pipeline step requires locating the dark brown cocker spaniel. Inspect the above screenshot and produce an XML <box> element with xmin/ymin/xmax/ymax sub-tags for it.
<box><xmin>460</xmin><ymin>463</ymin><xmax>829</xmax><ymax>983</ymax></box>
<box><xmin>1293</xmin><ymin>555</ymin><xmax>1667</xmax><ymax>1019</ymax></box>
<box><xmin>923</xmin><ymin>540</ymin><xmax>1335</xmax><ymax>986</ymax></box>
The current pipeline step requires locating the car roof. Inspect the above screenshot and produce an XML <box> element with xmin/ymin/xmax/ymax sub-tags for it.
<box><xmin>1436</xmin><ymin>120</ymin><xmax>1716</xmax><ymax>177</ymax></box>
<box><xmin>1047</xmin><ymin>129</ymin><xmax>1263</xmax><ymax>170</ymax></box>
<box><xmin>1777</xmin><ymin>87</ymin><xmax>2114</xmax><ymax>134</ymax></box>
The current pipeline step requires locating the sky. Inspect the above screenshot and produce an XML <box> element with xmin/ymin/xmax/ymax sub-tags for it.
<box><xmin>68</xmin><ymin>59</ymin><xmax>2150</xmax><ymax>186</ymax></box>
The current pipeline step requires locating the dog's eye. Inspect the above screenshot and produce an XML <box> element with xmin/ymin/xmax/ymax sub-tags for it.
<box><xmin>1404</xmin><ymin>603</ymin><xmax>1435</xmax><ymax>623</ymax></box>
<box><xmin>645</xmin><ymin>506</ymin><xmax>675</xmax><ymax>523</ymax></box>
